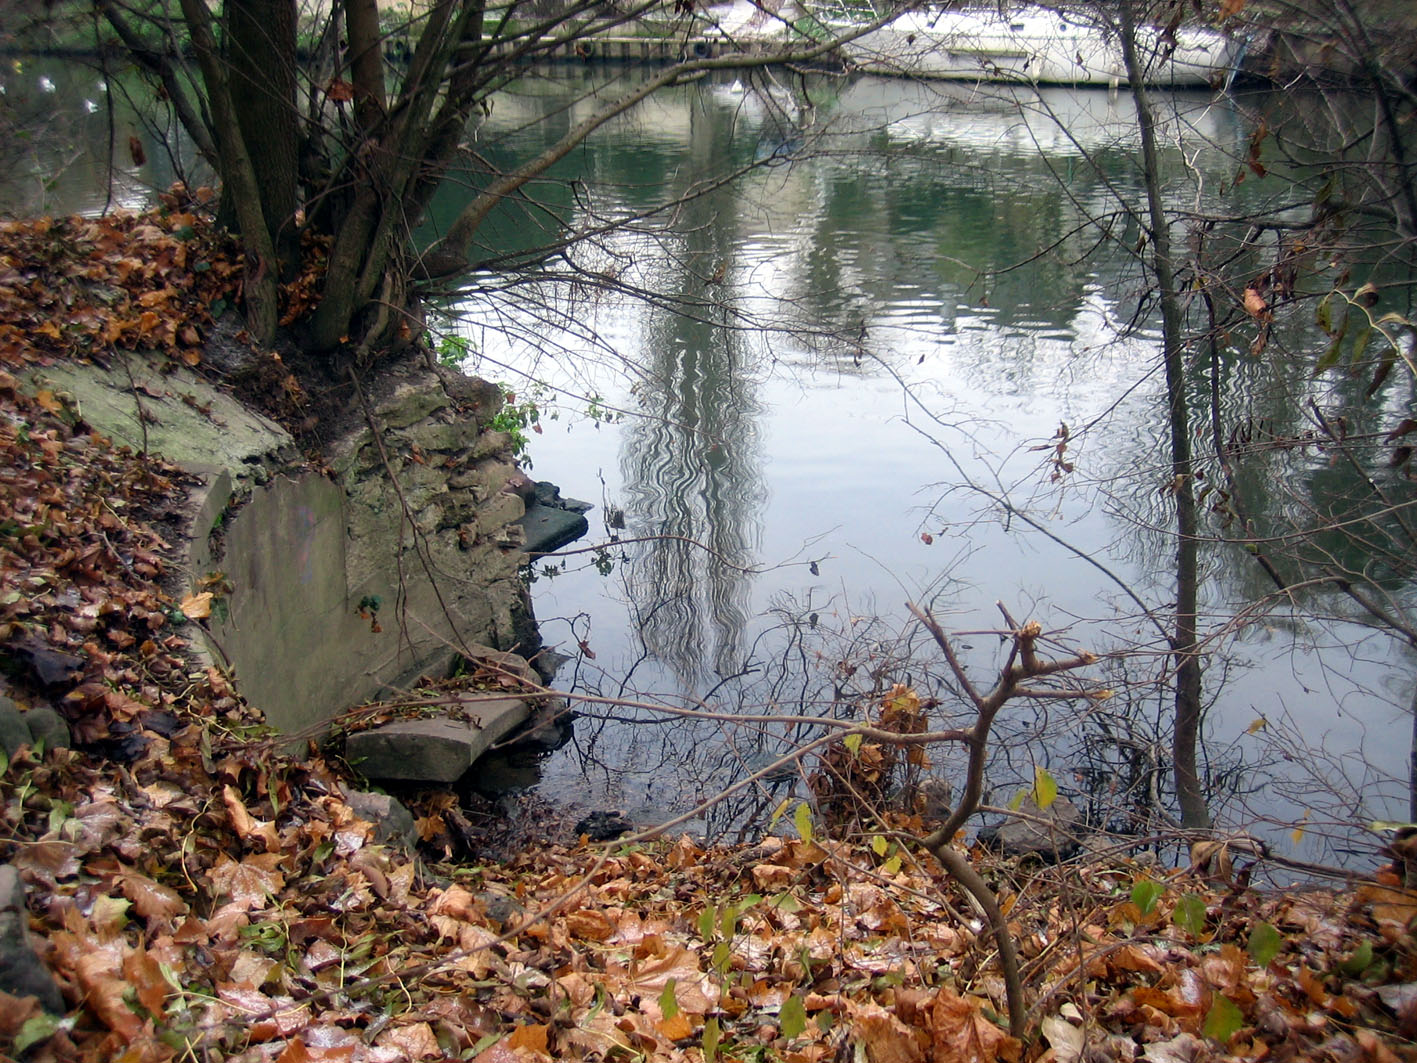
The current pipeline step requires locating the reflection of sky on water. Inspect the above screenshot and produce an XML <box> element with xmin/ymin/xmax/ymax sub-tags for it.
<box><xmin>452</xmin><ymin>73</ymin><xmax>1411</xmax><ymax>855</ymax></box>
<box><xmin>0</xmin><ymin>59</ymin><xmax>202</xmax><ymax>217</ymax></box>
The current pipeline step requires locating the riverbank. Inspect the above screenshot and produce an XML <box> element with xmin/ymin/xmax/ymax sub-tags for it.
<box><xmin>0</xmin><ymin>200</ymin><xmax>1412</xmax><ymax>1062</ymax></box>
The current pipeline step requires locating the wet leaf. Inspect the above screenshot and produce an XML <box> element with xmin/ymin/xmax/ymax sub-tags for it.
<box><xmin>1173</xmin><ymin>894</ymin><xmax>1207</xmax><ymax>936</ymax></box>
<box><xmin>702</xmin><ymin>1016</ymin><xmax>721</xmax><ymax>1063</ymax></box>
<box><xmin>1033</xmin><ymin>765</ymin><xmax>1058</xmax><ymax>810</ymax></box>
<box><xmin>659</xmin><ymin>978</ymin><xmax>680</xmax><ymax>1021</ymax></box>
<box><xmin>778</xmin><ymin>994</ymin><xmax>807</xmax><ymax>1038</ymax></box>
<box><xmin>117</xmin><ymin>871</ymin><xmax>188</xmax><ymax>922</ymax></box>
<box><xmin>1248</xmin><ymin>921</ymin><xmax>1282</xmax><ymax>967</ymax></box>
<box><xmin>1341</xmin><ymin>939</ymin><xmax>1374</xmax><ymax>976</ymax></box>
<box><xmin>208</xmin><ymin>853</ymin><xmax>285</xmax><ymax>909</ymax></box>
<box><xmin>793</xmin><ymin>801</ymin><xmax>813</xmax><ymax>844</ymax></box>
<box><xmin>1131</xmin><ymin>877</ymin><xmax>1163</xmax><ymax>917</ymax></box>
<box><xmin>1202</xmin><ymin>994</ymin><xmax>1242</xmax><ymax>1044</ymax></box>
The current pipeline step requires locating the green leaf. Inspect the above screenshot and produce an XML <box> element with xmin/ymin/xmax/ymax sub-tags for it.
<box><xmin>1340</xmin><ymin>939</ymin><xmax>1374</xmax><ymax>976</ymax></box>
<box><xmin>712</xmin><ymin>940</ymin><xmax>732</xmax><ymax>974</ymax></box>
<box><xmin>816</xmin><ymin>1010</ymin><xmax>834</xmax><ymax>1033</ymax></box>
<box><xmin>697</xmin><ymin>906</ymin><xmax>717</xmax><ymax>942</ymax></box>
<box><xmin>702</xmin><ymin>1017</ymin><xmax>721</xmax><ymax>1063</ymax></box>
<box><xmin>1173</xmin><ymin>893</ymin><xmax>1208</xmax><ymax>936</ymax></box>
<box><xmin>1202</xmin><ymin>994</ymin><xmax>1242</xmax><ymax>1044</ymax></box>
<box><xmin>871</xmin><ymin>835</ymin><xmax>889</xmax><ymax>857</ymax></box>
<box><xmin>881</xmin><ymin>854</ymin><xmax>902</xmax><ymax>876</ymax></box>
<box><xmin>1131</xmin><ymin>878</ymin><xmax>1163</xmax><ymax>917</ymax></box>
<box><xmin>660</xmin><ymin>979</ymin><xmax>680</xmax><ymax>1021</ymax></box>
<box><xmin>1248</xmin><ymin>922</ymin><xmax>1282</xmax><ymax>967</ymax></box>
<box><xmin>1033</xmin><ymin>765</ymin><xmax>1058</xmax><ymax>809</ymax></box>
<box><xmin>469</xmin><ymin>1033</ymin><xmax>502</xmax><ymax>1057</ymax></box>
<box><xmin>1008</xmin><ymin>789</ymin><xmax>1026</xmax><ymax>812</ymax></box>
<box><xmin>0</xmin><ymin>745</ymin><xmax>8</xmax><ymax>779</ymax></box>
<box><xmin>780</xmin><ymin>994</ymin><xmax>807</xmax><ymax>1039</ymax></box>
<box><xmin>720</xmin><ymin>905</ymin><xmax>739</xmax><ymax>940</ymax></box>
<box><xmin>1315</xmin><ymin>291</ymin><xmax>1334</xmax><ymax>334</ymax></box>
<box><xmin>768</xmin><ymin>798</ymin><xmax>793</xmax><ymax>831</ymax></box>
<box><xmin>793</xmin><ymin>801</ymin><xmax>814</xmax><ymax>844</ymax></box>
<box><xmin>768</xmin><ymin>892</ymin><xmax>801</xmax><ymax>913</ymax></box>
<box><xmin>1314</xmin><ymin>311</ymin><xmax>1350</xmax><ymax>373</ymax></box>
<box><xmin>1349</xmin><ymin>323</ymin><xmax>1373</xmax><ymax>366</ymax></box>
<box><xmin>844</xmin><ymin>732</ymin><xmax>863</xmax><ymax>754</ymax></box>
<box><xmin>15</xmin><ymin>1013</ymin><xmax>61</xmax><ymax>1054</ymax></box>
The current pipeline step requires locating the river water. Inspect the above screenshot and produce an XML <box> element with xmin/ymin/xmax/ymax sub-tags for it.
<box><xmin>439</xmin><ymin>69</ymin><xmax>1414</xmax><ymax>861</ymax></box>
<box><xmin>8</xmin><ymin>57</ymin><xmax>1411</xmax><ymax>864</ymax></box>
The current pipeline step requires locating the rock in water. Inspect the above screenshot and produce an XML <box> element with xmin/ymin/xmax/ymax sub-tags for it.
<box><xmin>574</xmin><ymin>811</ymin><xmax>635</xmax><ymax>841</ymax></box>
<box><xmin>976</xmin><ymin>795</ymin><xmax>1082</xmax><ymax>861</ymax></box>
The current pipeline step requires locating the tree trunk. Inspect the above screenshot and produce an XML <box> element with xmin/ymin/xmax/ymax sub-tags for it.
<box><xmin>226</xmin><ymin>0</ymin><xmax>300</xmax><ymax>281</ymax></box>
<box><xmin>344</xmin><ymin>0</ymin><xmax>388</xmax><ymax>134</ymax></box>
<box><xmin>1117</xmin><ymin>0</ymin><xmax>1210</xmax><ymax>829</ymax></box>
<box><xmin>178</xmin><ymin>0</ymin><xmax>281</xmax><ymax>345</ymax></box>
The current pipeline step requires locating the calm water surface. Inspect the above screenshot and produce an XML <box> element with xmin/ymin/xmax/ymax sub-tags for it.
<box><xmin>444</xmin><ymin>70</ymin><xmax>1413</xmax><ymax>859</ymax></box>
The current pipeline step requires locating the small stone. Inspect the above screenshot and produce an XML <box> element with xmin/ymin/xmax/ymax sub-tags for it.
<box><xmin>342</xmin><ymin>789</ymin><xmax>418</xmax><ymax>849</ymax></box>
<box><xmin>0</xmin><ymin>698</ymin><xmax>30</xmax><ymax>758</ymax></box>
<box><xmin>24</xmin><ymin>707</ymin><xmax>70</xmax><ymax>752</ymax></box>
<box><xmin>0</xmin><ymin>865</ymin><xmax>66</xmax><ymax>1013</ymax></box>
<box><xmin>976</xmin><ymin>795</ymin><xmax>1082</xmax><ymax>862</ymax></box>
<box><xmin>476</xmin><ymin>890</ymin><xmax>524</xmax><ymax>928</ymax></box>
<box><xmin>574</xmin><ymin>810</ymin><xmax>635</xmax><ymax>841</ymax></box>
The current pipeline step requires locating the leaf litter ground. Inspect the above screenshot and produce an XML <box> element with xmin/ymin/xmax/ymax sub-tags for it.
<box><xmin>1</xmin><ymin>203</ymin><xmax>1416</xmax><ymax>1063</ymax></box>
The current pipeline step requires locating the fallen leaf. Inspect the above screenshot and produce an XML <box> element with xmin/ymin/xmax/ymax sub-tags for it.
<box><xmin>1040</xmin><ymin>1014</ymin><xmax>1084</xmax><ymax>1063</ymax></box>
<box><xmin>208</xmin><ymin>853</ymin><xmax>286</xmax><ymax>910</ymax></box>
<box><xmin>926</xmin><ymin>988</ymin><xmax>1021</xmax><ymax>1063</ymax></box>
<box><xmin>848</xmin><ymin>1000</ymin><xmax>924</xmax><ymax>1063</ymax></box>
<box><xmin>181</xmin><ymin>591</ymin><xmax>213</xmax><ymax>619</ymax></box>
<box><xmin>117</xmin><ymin>871</ymin><xmax>188</xmax><ymax>922</ymax></box>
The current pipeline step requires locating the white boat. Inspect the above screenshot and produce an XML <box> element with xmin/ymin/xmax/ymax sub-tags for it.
<box><xmin>823</xmin><ymin>4</ymin><xmax>1243</xmax><ymax>86</ymax></box>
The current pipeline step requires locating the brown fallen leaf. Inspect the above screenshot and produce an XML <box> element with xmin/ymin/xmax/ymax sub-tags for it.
<box><xmin>926</xmin><ymin>988</ymin><xmax>1021</xmax><ymax>1063</ymax></box>
<box><xmin>180</xmin><ymin>591</ymin><xmax>213</xmax><ymax>619</ymax></box>
<box><xmin>117</xmin><ymin>871</ymin><xmax>188</xmax><ymax>922</ymax></box>
<box><xmin>847</xmin><ymin>1000</ymin><xmax>924</xmax><ymax>1063</ymax></box>
<box><xmin>376</xmin><ymin>1021</ymin><xmax>443</xmax><ymax>1059</ymax></box>
<box><xmin>207</xmin><ymin>852</ymin><xmax>285</xmax><ymax>910</ymax></box>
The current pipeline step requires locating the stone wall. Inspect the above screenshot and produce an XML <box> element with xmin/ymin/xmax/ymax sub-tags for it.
<box><xmin>25</xmin><ymin>352</ymin><xmax>535</xmax><ymax>735</ymax></box>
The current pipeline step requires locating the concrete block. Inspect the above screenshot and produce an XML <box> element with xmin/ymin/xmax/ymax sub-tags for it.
<box><xmin>344</xmin><ymin>697</ymin><xmax>529</xmax><ymax>782</ymax></box>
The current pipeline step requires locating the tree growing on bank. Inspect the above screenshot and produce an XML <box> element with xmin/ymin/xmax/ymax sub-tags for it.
<box><xmin>81</xmin><ymin>0</ymin><xmax>885</xmax><ymax>357</ymax></box>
